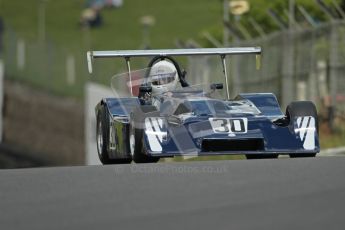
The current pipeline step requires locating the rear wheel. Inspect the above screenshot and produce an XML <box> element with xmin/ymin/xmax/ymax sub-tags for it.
<box><xmin>129</xmin><ymin>106</ymin><xmax>160</xmax><ymax>163</ymax></box>
<box><xmin>96</xmin><ymin>105</ymin><xmax>131</xmax><ymax>164</ymax></box>
<box><xmin>286</xmin><ymin>101</ymin><xmax>318</xmax><ymax>158</ymax></box>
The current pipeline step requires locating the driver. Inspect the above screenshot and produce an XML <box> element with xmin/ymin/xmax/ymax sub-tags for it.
<box><xmin>149</xmin><ymin>60</ymin><xmax>179</xmax><ymax>96</ymax></box>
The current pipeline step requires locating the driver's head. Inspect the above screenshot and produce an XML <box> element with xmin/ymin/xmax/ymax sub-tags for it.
<box><xmin>149</xmin><ymin>60</ymin><xmax>178</xmax><ymax>95</ymax></box>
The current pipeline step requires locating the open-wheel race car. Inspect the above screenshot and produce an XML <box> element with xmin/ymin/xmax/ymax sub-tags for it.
<box><xmin>87</xmin><ymin>48</ymin><xmax>320</xmax><ymax>164</ymax></box>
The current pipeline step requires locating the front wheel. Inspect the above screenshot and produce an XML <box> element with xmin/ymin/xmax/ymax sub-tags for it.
<box><xmin>96</xmin><ymin>105</ymin><xmax>131</xmax><ymax>164</ymax></box>
<box><xmin>129</xmin><ymin>106</ymin><xmax>160</xmax><ymax>164</ymax></box>
<box><xmin>129</xmin><ymin>122</ymin><xmax>160</xmax><ymax>163</ymax></box>
<box><xmin>286</xmin><ymin>101</ymin><xmax>318</xmax><ymax>159</ymax></box>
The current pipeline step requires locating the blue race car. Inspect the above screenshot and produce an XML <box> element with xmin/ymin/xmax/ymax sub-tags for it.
<box><xmin>87</xmin><ymin>48</ymin><xmax>319</xmax><ymax>164</ymax></box>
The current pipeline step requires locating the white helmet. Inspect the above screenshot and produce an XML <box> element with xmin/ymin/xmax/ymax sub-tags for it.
<box><xmin>149</xmin><ymin>60</ymin><xmax>179</xmax><ymax>95</ymax></box>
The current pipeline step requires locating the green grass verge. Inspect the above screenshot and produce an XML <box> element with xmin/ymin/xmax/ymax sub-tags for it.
<box><xmin>319</xmin><ymin>121</ymin><xmax>345</xmax><ymax>149</ymax></box>
<box><xmin>0</xmin><ymin>0</ymin><xmax>223</xmax><ymax>98</ymax></box>
<box><xmin>0</xmin><ymin>0</ymin><xmax>222</xmax><ymax>49</ymax></box>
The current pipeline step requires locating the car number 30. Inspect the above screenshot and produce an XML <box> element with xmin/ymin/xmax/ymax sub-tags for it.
<box><xmin>209</xmin><ymin>118</ymin><xmax>248</xmax><ymax>133</ymax></box>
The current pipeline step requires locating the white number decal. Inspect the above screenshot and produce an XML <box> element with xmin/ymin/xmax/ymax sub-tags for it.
<box><xmin>209</xmin><ymin>118</ymin><xmax>248</xmax><ymax>134</ymax></box>
<box><xmin>212</xmin><ymin>119</ymin><xmax>229</xmax><ymax>133</ymax></box>
<box><xmin>145</xmin><ymin>117</ymin><xmax>167</xmax><ymax>152</ymax></box>
<box><xmin>295</xmin><ymin>116</ymin><xmax>316</xmax><ymax>150</ymax></box>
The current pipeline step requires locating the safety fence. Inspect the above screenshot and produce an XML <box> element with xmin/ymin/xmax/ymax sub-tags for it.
<box><xmin>188</xmin><ymin>21</ymin><xmax>345</xmax><ymax>120</ymax></box>
<box><xmin>2</xmin><ymin>27</ymin><xmax>126</xmax><ymax>99</ymax></box>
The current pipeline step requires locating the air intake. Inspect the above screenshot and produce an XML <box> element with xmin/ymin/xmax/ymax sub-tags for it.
<box><xmin>201</xmin><ymin>138</ymin><xmax>264</xmax><ymax>152</ymax></box>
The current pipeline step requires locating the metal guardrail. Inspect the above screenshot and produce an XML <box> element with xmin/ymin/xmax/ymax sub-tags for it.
<box><xmin>188</xmin><ymin>21</ymin><xmax>345</xmax><ymax>112</ymax></box>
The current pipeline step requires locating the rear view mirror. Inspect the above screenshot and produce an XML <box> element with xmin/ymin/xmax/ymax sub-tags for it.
<box><xmin>210</xmin><ymin>83</ymin><xmax>223</xmax><ymax>90</ymax></box>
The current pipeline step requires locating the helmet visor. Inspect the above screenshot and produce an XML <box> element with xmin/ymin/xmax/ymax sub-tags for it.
<box><xmin>150</xmin><ymin>71</ymin><xmax>177</xmax><ymax>85</ymax></box>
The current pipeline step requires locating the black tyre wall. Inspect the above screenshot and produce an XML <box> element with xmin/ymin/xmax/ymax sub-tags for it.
<box><xmin>286</xmin><ymin>101</ymin><xmax>318</xmax><ymax>158</ymax></box>
<box><xmin>97</xmin><ymin>104</ymin><xmax>131</xmax><ymax>164</ymax></box>
<box><xmin>286</xmin><ymin>101</ymin><xmax>319</xmax><ymax>134</ymax></box>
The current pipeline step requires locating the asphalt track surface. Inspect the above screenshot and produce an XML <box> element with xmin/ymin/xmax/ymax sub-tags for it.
<box><xmin>1</xmin><ymin>157</ymin><xmax>345</xmax><ymax>230</ymax></box>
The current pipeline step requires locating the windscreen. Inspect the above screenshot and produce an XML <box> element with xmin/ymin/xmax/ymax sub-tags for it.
<box><xmin>110</xmin><ymin>68</ymin><xmax>225</xmax><ymax>99</ymax></box>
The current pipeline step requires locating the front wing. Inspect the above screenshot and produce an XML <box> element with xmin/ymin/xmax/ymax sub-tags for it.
<box><xmin>141</xmin><ymin>116</ymin><xmax>320</xmax><ymax>157</ymax></box>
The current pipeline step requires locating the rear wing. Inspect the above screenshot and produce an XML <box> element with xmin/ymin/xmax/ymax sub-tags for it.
<box><xmin>87</xmin><ymin>47</ymin><xmax>261</xmax><ymax>74</ymax></box>
<box><xmin>86</xmin><ymin>47</ymin><xmax>262</xmax><ymax>99</ymax></box>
